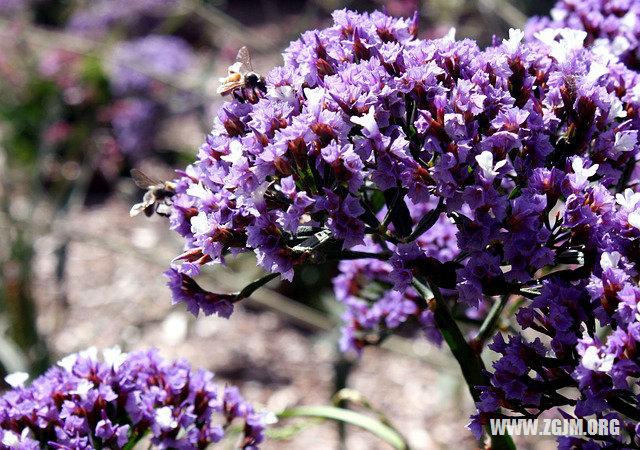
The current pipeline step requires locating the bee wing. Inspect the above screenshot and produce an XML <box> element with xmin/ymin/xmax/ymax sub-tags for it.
<box><xmin>131</xmin><ymin>169</ymin><xmax>160</xmax><ymax>189</ymax></box>
<box><xmin>217</xmin><ymin>80</ymin><xmax>247</xmax><ymax>95</ymax></box>
<box><xmin>130</xmin><ymin>202</ymin><xmax>147</xmax><ymax>217</ymax></box>
<box><xmin>236</xmin><ymin>46</ymin><xmax>254</xmax><ymax>73</ymax></box>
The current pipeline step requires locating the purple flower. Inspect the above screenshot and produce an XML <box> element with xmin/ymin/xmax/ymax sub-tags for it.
<box><xmin>153</xmin><ymin>9</ymin><xmax>640</xmax><ymax>446</ymax></box>
<box><xmin>526</xmin><ymin>0</ymin><xmax>640</xmax><ymax>71</ymax></box>
<box><xmin>0</xmin><ymin>347</ymin><xmax>265</xmax><ymax>449</ymax></box>
<box><xmin>163</xmin><ymin>9</ymin><xmax>640</xmax><ymax>320</ymax></box>
<box><xmin>164</xmin><ymin>267</ymin><xmax>235</xmax><ymax>318</ymax></box>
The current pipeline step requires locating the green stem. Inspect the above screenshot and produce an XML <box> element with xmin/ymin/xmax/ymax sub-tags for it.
<box><xmin>473</xmin><ymin>295</ymin><xmax>510</xmax><ymax>348</ymax></box>
<box><xmin>411</xmin><ymin>277</ymin><xmax>516</xmax><ymax>450</ymax></box>
<box><xmin>122</xmin><ymin>430</ymin><xmax>149</xmax><ymax>450</ymax></box>
<box><xmin>235</xmin><ymin>273</ymin><xmax>280</xmax><ymax>301</ymax></box>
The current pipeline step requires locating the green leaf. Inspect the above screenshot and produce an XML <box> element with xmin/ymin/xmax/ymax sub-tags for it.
<box><xmin>278</xmin><ymin>405</ymin><xmax>409</xmax><ymax>449</ymax></box>
<box><xmin>405</xmin><ymin>197</ymin><xmax>445</xmax><ymax>242</ymax></box>
<box><xmin>369</xmin><ymin>190</ymin><xmax>386</xmax><ymax>213</ymax></box>
<box><xmin>508</xmin><ymin>185</ymin><xmax>522</xmax><ymax>200</ymax></box>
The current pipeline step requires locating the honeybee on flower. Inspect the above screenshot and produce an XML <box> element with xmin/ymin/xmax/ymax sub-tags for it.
<box><xmin>217</xmin><ymin>46</ymin><xmax>266</xmax><ymax>103</ymax></box>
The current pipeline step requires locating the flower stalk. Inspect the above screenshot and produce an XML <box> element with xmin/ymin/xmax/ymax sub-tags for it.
<box><xmin>412</xmin><ymin>277</ymin><xmax>515</xmax><ymax>450</ymax></box>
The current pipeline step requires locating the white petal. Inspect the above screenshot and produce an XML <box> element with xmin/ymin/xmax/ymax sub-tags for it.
<box><xmin>504</xmin><ymin>28</ymin><xmax>524</xmax><ymax>52</ymax></box>
<box><xmin>534</xmin><ymin>28</ymin><xmax>559</xmax><ymax>47</ymax></box>
<box><xmin>73</xmin><ymin>379</ymin><xmax>93</xmax><ymax>397</ymax></box>
<box><xmin>600</xmin><ymin>251</ymin><xmax>621</xmax><ymax>270</ymax></box>
<box><xmin>621</xmin><ymin>12</ymin><xmax>637</xmax><ymax>30</ymax></box>
<box><xmin>103</xmin><ymin>346</ymin><xmax>127</xmax><ymax>371</ymax></box>
<box><xmin>268</xmin><ymin>85</ymin><xmax>296</xmax><ymax>104</ymax></box>
<box><xmin>220</xmin><ymin>140</ymin><xmax>244</xmax><ymax>163</ymax></box>
<box><xmin>586</xmin><ymin>62</ymin><xmax>608</xmax><ymax>83</ymax></box>
<box><xmin>616</xmin><ymin>189</ymin><xmax>640</xmax><ymax>209</ymax></box>
<box><xmin>57</xmin><ymin>354</ymin><xmax>77</xmax><ymax>372</ymax></box>
<box><xmin>475</xmin><ymin>151</ymin><xmax>494</xmax><ymax>174</ymax></box>
<box><xmin>550</xmin><ymin>7</ymin><xmax>567</xmax><ymax>22</ymax></box>
<box><xmin>2</xmin><ymin>432</ymin><xmax>19</xmax><ymax>446</ymax></box>
<box><xmin>186</xmin><ymin>183</ymin><xmax>210</xmax><ymax>200</ymax></box>
<box><xmin>155</xmin><ymin>406</ymin><xmax>178</xmax><ymax>429</ymax></box>
<box><xmin>582</xmin><ymin>346</ymin><xmax>614</xmax><ymax>372</ymax></box>
<box><xmin>79</xmin><ymin>347</ymin><xmax>98</xmax><ymax>361</ymax></box>
<box><xmin>263</xmin><ymin>411</ymin><xmax>279</xmax><ymax>425</ymax></box>
<box><xmin>613</xmin><ymin>131</ymin><xmax>637</xmax><ymax>152</ymax></box>
<box><xmin>571</xmin><ymin>157</ymin><xmax>585</xmax><ymax>173</ymax></box>
<box><xmin>494</xmin><ymin>159</ymin><xmax>508</xmax><ymax>171</ymax></box>
<box><xmin>607</xmin><ymin>98</ymin><xmax>627</xmax><ymax>121</ymax></box>
<box><xmin>5</xmin><ymin>372</ymin><xmax>28</xmax><ymax>388</ymax></box>
<box><xmin>190</xmin><ymin>211</ymin><xmax>212</xmax><ymax>235</ymax></box>
<box><xmin>629</xmin><ymin>211</ymin><xmax>640</xmax><ymax>229</ymax></box>
<box><xmin>610</xmin><ymin>35</ymin><xmax>631</xmax><ymax>56</ymax></box>
<box><xmin>444</xmin><ymin>27</ymin><xmax>456</xmax><ymax>42</ymax></box>
<box><xmin>303</xmin><ymin>87</ymin><xmax>324</xmax><ymax>106</ymax></box>
<box><xmin>583</xmin><ymin>163</ymin><xmax>599</xmax><ymax>177</ymax></box>
<box><xmin>350</xmin><ymin>106</ymin><xmax>378</xmax><ymax>135</ymax></box>
<box><xmin>558</xmin><ymin>29</ymin><xmax>587</xmax><ymax>49</ymax></box>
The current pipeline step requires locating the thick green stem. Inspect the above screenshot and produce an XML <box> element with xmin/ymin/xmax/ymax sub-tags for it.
<box><xmin>412</xmin><ymin>277</ymin><xmax>516</xmax><ymax>450</ymax></box>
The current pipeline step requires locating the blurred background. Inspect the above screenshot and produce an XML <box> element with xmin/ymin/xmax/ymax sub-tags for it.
<box><xmin>0</xmin><ymin>0</ymin><xmax>555</xmax><ymax>448</ymax></box>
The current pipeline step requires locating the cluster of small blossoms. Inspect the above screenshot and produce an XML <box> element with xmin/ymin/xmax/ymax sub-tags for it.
<box><xmin>164</xmin><ymin>9</ymin><xmax>640</xmax><ymax>445</ymax></box>
<box><xmin>107</xmin><ymin>98</ymin><xmax>159</xmax><ymax>156</ymax></box>
<box><xmin>334</xmin><ymin>197</ymin><xmax>459</xmax><ymax>353</ymax></box>
<box><xmin>525</xmin><ymin>0</ymin><xmax>640</xmax><ymax>189</ymax></box>
<box><xmin>526</xmin><ymin>0</ymin><xmax>640</xmax><ymax>70</ymax></box>
<box><xmin>0</xmin><ymin>347</ymin><xmax>264</xmax><ymax>449</ymax></box>
<box><xmin>111</xmin><ymin>36</ymin><xmax>194</xmax><ymax>96</ymax></box>
<box><xmin>472</xmin><ymin>191</ymin><xmax>640</xmax><ymax>447</ymax></box>
<box><xmin>8</xmin><ymin>3</ymin><xmax>198</xmax><ymax>165</ymax></box>
<box><xmin>167</xmin><ymin>9</ymin><xmax>639</xmax><ymax>308</ymax></box>
<box><xmin>466</xmin><ymin>4</ymin><xmax>640</xmax><ymax>447</ymax></box>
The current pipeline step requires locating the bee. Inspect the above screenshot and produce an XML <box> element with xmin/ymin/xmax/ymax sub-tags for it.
<box><xmin>216</xmin><ymin>46</ymin><xmax>266</xmax><ymax>103</ymax></box>
<box><xmin>130</xmin><ymin>169</ymin><xmax>176</xmax><ymax>218</ymax></box>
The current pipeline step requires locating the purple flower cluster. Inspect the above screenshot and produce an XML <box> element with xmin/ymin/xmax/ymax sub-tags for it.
<box><xmin>109</xmin><ymin>98</ymin><xmax>159</xmax><ymax>156</ymax></box>
<box><xmin>167</xmin><ymin>10</ymin><xmax>639</xmax><ymax>311</ymax></box>
<box><xmin>526</xmin><ymin>0</ymin><xmax>640</xmax><ymax>71</ymax></box>
<box><xmin>0</xmin><ymin>347</ymin><xmax>264</xmax><ymax>449</ymax></box>
<box><xmin>472</xmin><ymin>192</ymin><xmax>640</xmax><ymax>447</ymax></box>
<box><xmin>334</xmin><ymin>197</ymin><xmax>458</xmax><ymax>353</ymax></box>
<box><xmin>163</xmin><ymin>8</ymin><xmax>640</xmax><ymax>446</ymax></box>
